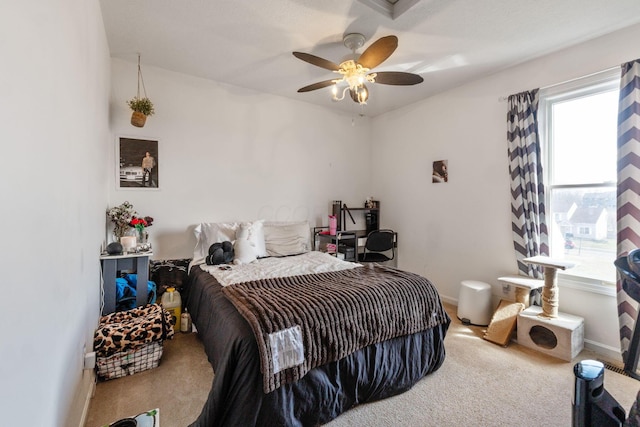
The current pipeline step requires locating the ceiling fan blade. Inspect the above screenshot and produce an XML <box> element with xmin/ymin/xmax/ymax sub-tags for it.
<box><xmin>297</xmin><ymin>80</ymin><xmax>336</xmax><ymax>93</ymax></box>
<box><xmin>292</xmin><ymin>52</ymin><xmax>341</xmax><ymax>71</ymax></box>
<box><xmin>372</xmin><ymin>71</ymin><xmax>424</xmax><ymax>85</ymax></box>
<box><xmin>357</xmin><ymin>35</ymin><xmax>398</xmax><ymax>69</ymax></box>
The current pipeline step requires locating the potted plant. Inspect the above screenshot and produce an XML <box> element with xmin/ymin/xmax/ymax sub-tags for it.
<box><xmin>107</xmin><ymin>201</ymin><xmax>137</xmax><ymax>240</ymax></box>
<box><xmin>127</xmin><ymin>96</ymin><xmax>155</xmax><ymax>128</ymax></box>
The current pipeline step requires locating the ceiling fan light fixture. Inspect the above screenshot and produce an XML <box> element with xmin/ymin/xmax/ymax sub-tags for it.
<box><xmin>331</xmin><ymin>84</ymin><xmax>345</xmax><ymax>102</ymax></box>
<box><xmin>331</xmin><ymin>84</ymin><xmax>366</xmax><ymax>105</ymax></box>
<box><xmin>330</xmin><ymin>59</ymin><xmax>375</xmax><ymax>104</ymax></box>
<box><xmin>294</xmin><ymin>33</ymin><xmax>422</xmax><ymax>108</ymax></box>
<box><xmin>331</xmin><ymin>84</ymin><xmax>350</xmax><ymax>102</ymax></box>
<box><xmin>354</xmin><ymin>84</ymin><xmax>369</xmax><ymax>104</ymax></box>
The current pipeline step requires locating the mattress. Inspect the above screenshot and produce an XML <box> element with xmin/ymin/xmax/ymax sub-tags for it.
<box><xmin>185</xmin><ymin>253</ymin><xmax>450</xmax><ymax>426</ymax></box>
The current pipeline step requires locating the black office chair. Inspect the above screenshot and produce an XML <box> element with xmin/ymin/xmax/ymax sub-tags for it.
<box><xmin>359</xmin><ymin>229</ymin><xmax>395</xmax><ymax>263</ymax></box>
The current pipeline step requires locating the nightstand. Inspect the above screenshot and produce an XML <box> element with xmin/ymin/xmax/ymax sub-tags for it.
<box><xmin>100</xmin><ymin>251</ymin><xmax>152</xmax><ymax>315</ymax></box>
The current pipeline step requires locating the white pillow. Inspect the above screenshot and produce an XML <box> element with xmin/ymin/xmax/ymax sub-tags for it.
<box><xmin>263</xmin><ymin>221</ymin><xmax>311</xmax><ymax>256</ymax></box>
<box><xmin>236</xmin><ymin>220</ymin><xmax>267</xmax><ymax>258</ymax></box>
<box><xmin>193</xmin><ymin>222</ymin><xmax>238</xmax><ymax>264</ymax></box>
<box><xmin>233</xmin><ymin>239</ymin><xmax>257</xmax><ymax>265</ymax></box>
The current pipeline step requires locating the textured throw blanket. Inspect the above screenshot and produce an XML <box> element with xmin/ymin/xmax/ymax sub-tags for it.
<box><xmin>222</xmin><ymin>263</ymin><xmax>449</xmax><ymax>393</ymax></box>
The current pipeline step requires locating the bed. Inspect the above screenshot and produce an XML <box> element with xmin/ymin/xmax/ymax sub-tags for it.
<box><xmin>184</xmin><ymin>220</ymin><xmax>450</xmax><ymax>427</ymax></box>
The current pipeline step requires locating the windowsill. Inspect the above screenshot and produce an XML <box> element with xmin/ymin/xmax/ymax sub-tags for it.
<box><xmin>557</xmin><ymin>273</ymin><xmax>616</xmax><ymax>297</ymax></box>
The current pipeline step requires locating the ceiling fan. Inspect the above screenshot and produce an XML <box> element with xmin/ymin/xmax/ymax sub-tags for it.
<box><xmin>293</xmin><ymin>33</ymin><xmax>423</xmax><ymax>105</ymax></box>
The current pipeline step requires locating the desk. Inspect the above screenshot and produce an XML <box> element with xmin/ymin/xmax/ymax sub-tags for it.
<box><xmin>100</xmin><ymin>252</ymin><xmax>152</xmax><ymax>315</ymax></box>
<box><xmin>314</xmin><ymin>229</ymin><xmax>358</xmax><ymax>261</ymax></box>
<box><xmin>313</xmin><ymin>228</ymin><xmax>397</xmax><ymax>265</ymax></box>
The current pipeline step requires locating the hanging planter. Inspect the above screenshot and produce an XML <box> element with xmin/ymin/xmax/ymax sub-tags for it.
<box><xmin>127</xmin><ymin>54</ymin><xmax>155</xmax><ymax>128</ymax></box>
<box><xmin>130</xmin><ymin>110</ymin><xmax>147</xmax><ymax>127</ymax></box>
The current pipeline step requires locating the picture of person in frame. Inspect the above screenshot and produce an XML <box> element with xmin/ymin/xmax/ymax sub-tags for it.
<box><xmin>118</xmin><ymin>137</ymin><xmax>159</xmax><ymax>189</ymax></box>
<box><xmin>432</xmin><ymin>160</ymin><xmax>448</xmax><ymax>183</ymax></box>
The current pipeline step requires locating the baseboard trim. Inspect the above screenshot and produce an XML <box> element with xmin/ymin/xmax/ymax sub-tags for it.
<box><xmin>79</xmin><ymin>372</ymin><xmax>96</xmax><ymax>427</ymax></box>
<box><xmin>440</xmin><ymin>295</ymin><xmax>457</xmax><ymax>306</ymax></box>
<box><xmin>442</xmin><ymin>296</ymin><xmax>623</xmax><ymax>363</ymax></box>
<box><xmin>584</xmin><ymin>339</ymin><xmax>623</xmax><ymax>364</ymax></box>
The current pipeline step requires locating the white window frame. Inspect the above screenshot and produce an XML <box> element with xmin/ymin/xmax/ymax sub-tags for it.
<box><xmin>538</xmin><ymin>68</ymin><xmax>619</xmax><ymax>294</ymax></box>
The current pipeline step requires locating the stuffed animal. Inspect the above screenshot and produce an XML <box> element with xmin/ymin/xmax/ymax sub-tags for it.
<box><xmin>206</xmin><ymin>241</ymin><xmax>234</xmax><ymax>265</ymax></box>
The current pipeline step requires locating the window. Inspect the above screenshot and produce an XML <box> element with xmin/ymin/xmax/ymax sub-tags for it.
<box><xmin>539</xmin><ymin>69</ymin><xmax>619</xmax><ymax>285</ymax></box>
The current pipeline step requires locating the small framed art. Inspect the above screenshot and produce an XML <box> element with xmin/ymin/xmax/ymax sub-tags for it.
<box><xmin>432</xmin><ymin>160</ymin><xmax>448</xmax><ymax>183</ymax></box>
<box><xmin>117</xmin><ymin>136</ymin><xmax>160</xmax><ymax>189</ymax></box>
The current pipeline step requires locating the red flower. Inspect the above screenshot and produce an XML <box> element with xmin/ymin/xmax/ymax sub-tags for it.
<box><xmin>129</xmin><ymin>216</ymin><xmax>150</xmax><ymax>230</ymax></box>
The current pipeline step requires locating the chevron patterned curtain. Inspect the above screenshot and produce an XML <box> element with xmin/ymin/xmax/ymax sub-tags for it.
<box><xmin>617</xmin><ymin>59</ymin><xmax>640</xmax><ymax>361</ymax></box>
<box><xmin>507</xmin><ymin>89</ymin><xmax>548</xmax><ymax>279</ymax></box>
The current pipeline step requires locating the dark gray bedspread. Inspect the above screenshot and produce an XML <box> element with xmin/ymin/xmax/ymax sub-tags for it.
<box><xmin>185</xmin><ymin>262</ymin><xmax>450</xmax><ymax>427</ymax></box>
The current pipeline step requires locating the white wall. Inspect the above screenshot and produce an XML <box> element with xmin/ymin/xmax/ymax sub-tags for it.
<box><xmin>0</xmin><ymin>1</ymin><xmax>111</xmax><ymax>426</ymax></box>
<box><xmin>107</xmin><ymin>59</ymin><xmax>373</xmax><ymax>260</ymax></box>
<box><xmin>371</xmin><ymin>23</ymin><xmax>640</xmax><ymax>360</ymax></box>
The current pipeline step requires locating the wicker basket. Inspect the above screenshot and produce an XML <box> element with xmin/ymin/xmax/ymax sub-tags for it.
<box><xmin>131</xmin><ymin>111</ymin><xmax>147</xmax><ymax>127</ymax></box>
<box><xmin>94</xmin><ymin>304</ymin><xmax>173</xmax><ymax>380</ymax></box>
<box><xmin>97</xmin><ymin>340</ymin><xmax>163</xmax><ymax>380</ymax></box>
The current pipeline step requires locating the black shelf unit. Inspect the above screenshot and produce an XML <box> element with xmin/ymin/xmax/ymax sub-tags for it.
<box><xmin>333</xmin><ymin>200</ymin><xmax>380</xmax><ymax>235</ymax></box>
<box><xmin>313</xmin><ymin>227</ymin><xmax>357</xmax><ymax>261</ymax></box>
<box><xmin>315</xmin><ymin>200</ymin><xmax>382</xmax><ymax>262</ymax></box>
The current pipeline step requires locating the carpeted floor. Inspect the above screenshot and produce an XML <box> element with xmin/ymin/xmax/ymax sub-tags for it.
<box><xmin>84</xmin><ymin>332</ymin><xmax>214</xmax><ymax>427</ymax></box>
<box><xmin>85</xmin><ymin>303</ymin><xmax>639</xmax><ymax>426</ymax></box>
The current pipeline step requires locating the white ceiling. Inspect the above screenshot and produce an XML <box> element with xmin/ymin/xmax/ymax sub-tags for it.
<box><xmin>99</xmin><ymin>0</ymin><xmax>640</xmax><ymax>117</ymax></box>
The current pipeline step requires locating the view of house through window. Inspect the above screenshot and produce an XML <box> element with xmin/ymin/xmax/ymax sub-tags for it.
<box><xmin>541</xmin><ymin>70</ymin><xmax>619</xmax><ymax>284</ymax></box>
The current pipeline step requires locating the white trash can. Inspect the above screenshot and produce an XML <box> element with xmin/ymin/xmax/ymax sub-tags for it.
<box><xmin>457</xmin><ymin>280</ymin><xmax>492</xmax><ymax>326</ymax></box>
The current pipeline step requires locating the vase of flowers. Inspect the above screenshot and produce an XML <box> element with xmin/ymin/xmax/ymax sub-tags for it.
<box><xmin>130</xmin><ymin>216</ymin><xmax>154</xmax><ymax>244</ymax></box>
<box><xmin>107</xmin><ymin>201</ymin><xmax>137</xmax><ymax>241</ymax></box>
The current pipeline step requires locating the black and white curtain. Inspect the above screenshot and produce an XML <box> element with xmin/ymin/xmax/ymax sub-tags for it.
<box><xmin>507</xmin><ymin>89</ymin><xmax>548</xmax><ymax>279</ymax></box>
<box><xmin>617</xmin><ymin>59</ymin><xmax>640</xmax><ymax>361</ymax></box>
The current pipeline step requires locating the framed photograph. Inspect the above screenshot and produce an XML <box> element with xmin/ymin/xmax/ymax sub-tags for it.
<box><xmin>117</xmin><ymin>136</ymin><xmax>159</xmax><ymax>189</ymax></box>
<box><xmin>432</xmin><ymin>160</ymin><xmax>448</xmax><ymax>183</ymax></box>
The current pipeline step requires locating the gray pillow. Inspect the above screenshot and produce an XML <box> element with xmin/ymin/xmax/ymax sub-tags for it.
<box><xmin>263</xmin><ymin>221</ymin><xmax>310</xmax><ymax>256</ymax></box>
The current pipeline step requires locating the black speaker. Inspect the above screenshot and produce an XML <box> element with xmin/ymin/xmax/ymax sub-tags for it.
<box><xmin>365</xmin><ymin>212</ymin><xmax>379</xmax><ymax>234</ymax></box>
<box><xmin>106</xmin><ymin>242</ymin><xmax>123</xmax><ymax>255</ymax></box>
